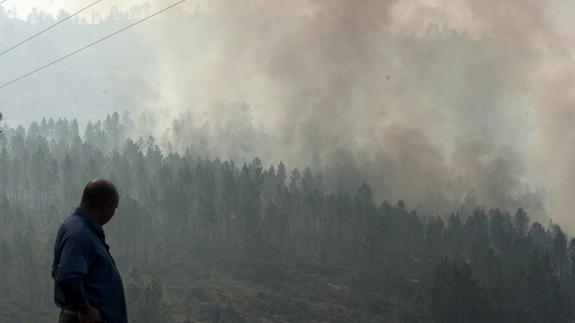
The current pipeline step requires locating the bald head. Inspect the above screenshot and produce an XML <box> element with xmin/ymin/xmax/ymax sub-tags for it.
<box><xmin>80</xmin><ymin>179</ymin><xmax>119</xmax><ymax>210</ymax></box>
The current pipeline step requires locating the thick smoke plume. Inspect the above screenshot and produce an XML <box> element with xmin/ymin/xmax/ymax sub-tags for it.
<box><xmin>131</xmin><ymin>0</ymin><xmax>567</xmax><ymax>222</ymax></box>
<box><xmin>8</xmin><ymin>0</ymin><xmax>575</xmax><ymax>227</ymax></box>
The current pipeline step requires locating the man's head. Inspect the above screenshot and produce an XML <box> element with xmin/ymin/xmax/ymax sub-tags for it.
<box><xmin>79</xmin><ymin>179</ymin><xmax>119</xmax><ymax>226</ymax></box>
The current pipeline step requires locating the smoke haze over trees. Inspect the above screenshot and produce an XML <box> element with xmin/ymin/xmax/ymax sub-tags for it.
<box><xmin>0</xmin><ymin>113</ymin><xmax>573</xmax><ymax>322</ymax></box>
<box><xmin>2</xmin><ymin>1</ymin><xmax>575</xmax><ymax>322</ymax></box>
<box><xmin>0</xmin><ymin>1</ymin><xmax>569</xmax><ymax>227</ymax></box>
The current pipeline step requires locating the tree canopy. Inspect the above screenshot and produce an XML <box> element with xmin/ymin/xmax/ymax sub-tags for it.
<box><xmin>0</xmin><ymin>113</ymin><xmax>573</xmax><ymax>322</ymax></box>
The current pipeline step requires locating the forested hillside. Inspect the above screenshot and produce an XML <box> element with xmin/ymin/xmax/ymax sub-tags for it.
<box><xmin>0</xmin><ymin>114</ymin><xmax>573</xmax><ymax>322</ymax></box>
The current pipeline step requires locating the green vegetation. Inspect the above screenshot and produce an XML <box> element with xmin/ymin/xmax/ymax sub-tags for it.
<box><xmin>0</xmin><ymin>114</ymin><xmax>573</xmax><ymax>322</ymax></box>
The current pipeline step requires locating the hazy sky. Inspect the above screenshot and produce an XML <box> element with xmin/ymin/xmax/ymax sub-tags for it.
<box><xmin>6</xmin><ymin>0</ymin><xmax>126</xmax><ymax>17</ymax></box>
<box><xmin>3</xmin><ymin>0</ymin><xmax>197</xmax><ymax>19</ymax></box>
<box><xmin>4</xmin><ymin>0</ymin><xmax>575</xmax><ymax>230</ymax></box>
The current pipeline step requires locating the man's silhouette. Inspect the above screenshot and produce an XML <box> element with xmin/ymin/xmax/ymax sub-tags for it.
<box><xmin>52</xmin><ymin>179</ymin><xmax>127</xmax><ymax>323</ymax></box>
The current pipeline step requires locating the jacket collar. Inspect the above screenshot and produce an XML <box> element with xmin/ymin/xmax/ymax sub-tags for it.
<box><xmin>74</xmin><ymin>208</ymin><xmax>104</xmax><ymax>236</ymax></box>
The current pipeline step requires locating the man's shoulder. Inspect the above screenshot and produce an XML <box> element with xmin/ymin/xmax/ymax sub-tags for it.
<box><xmin>59</xmin><ymin>214</ymin><xmax>93</xmax><ymax>240</ymax></box>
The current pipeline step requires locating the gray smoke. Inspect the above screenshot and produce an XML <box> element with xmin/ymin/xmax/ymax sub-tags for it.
<box><xmin>7</xmin><ymin>0</ymin><xmax>575</xmax><ymax>227</ymax></box>
<box><xmin>136</xmin><ymin>0</ymin><xmax>547</xmax><ymax>219</ymax></box>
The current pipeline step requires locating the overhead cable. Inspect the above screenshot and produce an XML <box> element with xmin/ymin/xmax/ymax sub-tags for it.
<box><xmin>0</xmin><ymin>0</ymin><xmax>103</xmax><ymax>58</ymax></box>
<box><xmin>0</xmin><ymin>0</ymin><xmax>187</xmax><ymax>90</ymax></box>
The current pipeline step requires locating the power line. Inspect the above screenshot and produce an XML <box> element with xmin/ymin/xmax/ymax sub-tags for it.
<box><xmin>0</xmin><ymin>0</ymin><xmax>187</xmax><ymax>90</ymax></box>
<box><xmin>0</xmin><ymin>0</ymin><xmax>103</xmax><ymax>58</ymax></box>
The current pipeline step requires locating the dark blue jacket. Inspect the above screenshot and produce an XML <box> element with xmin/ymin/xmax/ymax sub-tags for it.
<box><xmin>52</xmin><ymin>209</ymin><xmax>127</xmax><ymax>323</ymax></box>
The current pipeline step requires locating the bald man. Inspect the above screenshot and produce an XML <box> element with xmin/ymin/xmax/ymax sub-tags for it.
<box><xmin>52</xmin><ymin>179</ymin><xmax>127</xmax><ymax>323</ymax></box>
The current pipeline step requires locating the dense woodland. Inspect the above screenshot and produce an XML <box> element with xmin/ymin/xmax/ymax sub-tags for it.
<box><xmin>0</xmin><ymin>113</ymin><xmax>574</xmax><ymax>322</ymax></box>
